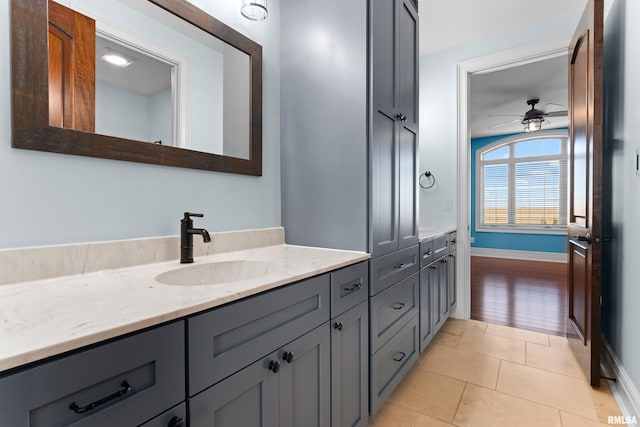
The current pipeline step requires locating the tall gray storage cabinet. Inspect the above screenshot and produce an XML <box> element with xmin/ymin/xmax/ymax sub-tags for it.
<box><xmin>281</xmin><ymin>0</ymin><xmax>419</xmax><ymax>419</ymax></box>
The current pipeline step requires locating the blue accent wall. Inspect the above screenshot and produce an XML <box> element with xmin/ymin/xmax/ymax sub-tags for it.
<box><xmin>471</xmin><ymin>133</ymin><xmax>567</xmax><ymax>253</ymax></box>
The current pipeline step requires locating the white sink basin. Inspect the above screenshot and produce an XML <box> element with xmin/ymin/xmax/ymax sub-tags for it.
<box><xmin>155</xmin><ymin>260</ymin><xmax>282</xmax><ymax>286</ymax></box>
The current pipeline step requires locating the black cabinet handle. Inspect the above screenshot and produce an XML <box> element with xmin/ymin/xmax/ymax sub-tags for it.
<box><xmin>430</xmin><ymin>265</ymin><xmax>437</xmax><ymax>270</ymax></box>
<box><xmin>441</xmin><ymin>258</ymin><xmax>448</xmax><ymax>264</ymax></box>
<box><xmin>392</xmin><ymin>302</ymin><xmax>406</xmax><ymax>310</ymax></box>
<box><xmin>396</xmin><ymin>113</ymin><xmax>408</xmax><ymax>122</ymax></box>
<box><xmin>168</xmin><ymin>416</ymin><xmax>186</xmax><ymax>427</ymax></box>
<box><xmin>69</xmin><ymin>381</ymin><xmax>132</xmax><ymax>414</ymax></box>
<box><xmin>282</xmin><ymin>351</ymin><xmax>294</xmax><ymax>363</ymax></box>
<box><xmin>268</xmin><ymin>360</ymin><xmax>280</xmax><ymax>373</ymax></box>
<box><xmin>450</xmin><ymin>238</ymin><xmax>457</xmax><ymax>244</ymax></box>
<box><xmin>423</xmin><ymin>249</ymin><xmax>432</xmax><ymax>257</ymax></box>
<box><xmin>334</xmin><ymin>322</ymin><xmax>344</xmax><ymax>331</ymax></box>
<box><xmin>343</xmin><ymin>282</ymin><xmax>362</xmax><ymax>293</ymax></box>
<box><xmin>393</xmin><ymin>352</ymin><xmax>406</xmax><ymax>362</ymax></box>
<box><xmin>394</xmin><ymin>263</ymin><xmax>408</xmax><ymax>269</ymax></box>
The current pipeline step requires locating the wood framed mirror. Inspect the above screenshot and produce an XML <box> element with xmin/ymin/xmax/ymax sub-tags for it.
<box><xmin>11</xmin><ymin>0</ymin><xmax>263</xmax><ymax>176</ymax></box>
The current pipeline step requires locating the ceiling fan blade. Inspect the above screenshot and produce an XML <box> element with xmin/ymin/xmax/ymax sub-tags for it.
<box><xmin>487</xmin><ymin>114</ymin><xmax>523</xmax><ymax>118</ymax></box>
<box><xmin>545</xmin><ymin>110</ymin><xmax>568</xmax><ymax>117</ymax></box>
<box><xmin>489</xmin><ymin>118</ymin><xmax>522</xmax><ymax>129</ymax></box>
<box><xmin>540</xmin><ymin>102</ymin><xmax>567</xmax><ymax>110</ymax></box>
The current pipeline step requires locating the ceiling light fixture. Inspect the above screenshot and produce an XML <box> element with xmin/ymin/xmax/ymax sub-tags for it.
<box><xmin>99</xmin><ymin>48</ymin><xmax>135</xmax><ymax>68</ymax></box>
<box><xmin>521</xmin><ymin>98</ymin><xmax>544</xmax><ymax>132</ymax></box>
<box><xmin>241</xmin><ymin>0</ymin><xmax>268</xmax><ymax>21</ymax></box>
<box><xmin>523</xmin><ymin>117</ymin><xmax>544</xmax><ymax>132</ymax></box>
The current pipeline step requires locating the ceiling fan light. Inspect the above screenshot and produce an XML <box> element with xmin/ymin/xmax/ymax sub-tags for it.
<box><xmin>523</xmin><ymin>117</ymin><xmax>544</xmax><ymax>132</ymax></box>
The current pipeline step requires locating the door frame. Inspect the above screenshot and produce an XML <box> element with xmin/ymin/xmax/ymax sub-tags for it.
<box><xmin>452</xmin><ymin>34</ymin><xmax>574</xmax><ymax>320</ymax></box>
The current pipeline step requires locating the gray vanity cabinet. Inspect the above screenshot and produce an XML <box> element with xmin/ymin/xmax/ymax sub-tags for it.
<box><xmin>419</xmin><ymin>264</ymin><xmax>434</xmax><ymax>352</ymax></box>
<box><xmin>448</xmin><ymin>231</ymin><xmax>457</xmax><ymax>307</ymax></box>
<box><xmin>0</xmin><ymin>322</ymin><xmax>185</xmax><ymax>427</ymax></box>
<box><xmin>371</xmin><ymin>0</ymin><xmax>419</xmax><ymax>258</ymax></box>
<box><xmin>191</xmin><ymin>324</ymin><xmax>331</xmax><ymax>427</ymax></box>
<box><xmin>419</xmin><ymin>231</ymin><xmax>458</xmax><ymax>352</ymax></box>
<box><xmin>187</xmin><ymin>274</ymin><xmax>330</xmax><ymax>396</ymax></box>
<box><xmin>330</xmin><ymin>262</ymin><xmax>369</xmax><ymax>427</ymax></box>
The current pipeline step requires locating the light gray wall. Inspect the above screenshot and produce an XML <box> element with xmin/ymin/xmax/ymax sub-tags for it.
<box><xmin>1</xmin><ymin>0</ymin><xmax>281</xmax><ymax>249</ymax></box>
<box><xmin>223</xmin><ymin>44</ymin><xmax>250</xmax><ymax>160</ymax></box>
<box><xmin>149</xmin><ymin>88</ymin><xmax>172</xmax><ymax>145</ymax></box>
<box><xmin>280</xmin><ymin>0</ymin><xmax>368</xmax><ymax>252</ymax></box>
<box><xmin>418</xmin><ymin>12</ymin><xmax>585</xmax><ymax>228</ymax></box>
<box><xmin>95</xmin><ymin>81</ymin><xmax>153</xmax><ymax>142</ymax></box>
<box><xmin>602</xmin><ymin>0</ymin><xmax>640</xmax><ymax>401</ymax></box>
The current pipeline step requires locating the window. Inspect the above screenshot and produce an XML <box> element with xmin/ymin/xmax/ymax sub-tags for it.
<box><xmin>476</xmin><ymin>131</ymin><xmax>568</xmax><ymax>233</ymax></box>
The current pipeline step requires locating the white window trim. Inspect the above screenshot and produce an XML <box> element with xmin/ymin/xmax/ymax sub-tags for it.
<box><xmin>475</xmin><ymin>130</ymin><xmax>568</xmax><ymax>235</ymax></box>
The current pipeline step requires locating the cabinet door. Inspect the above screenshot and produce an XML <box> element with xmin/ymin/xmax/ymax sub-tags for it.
<box><xmin>331</xmin><ymin>302</ymin><xmax>369</xmax><ymax>427</ymax></box>
<box><xmin>439</xmin><ymin>258</ymin><xmax>450</xmax><ymax>319</ymax></box>
<box><xmin>278</xmin><ymin>324</ymin><xmax>331</xmax><ymax>427</ymax></box>
<box><xmin>189</xmin><ymin>354</ymin><xmax>279</xmax><ymax>427</ymax></box>
<box><xmin>430</xmin><ymin>263</ymin><xmax>443</xmax><ymax>333</ymax></box>
<box><xmin>448</xmin><ymin>251</ymin><xmax>457</xmax><ymax>307</ymax></box>
<box><xmin>398</xmin><ymin>125</ymin><xmax>418</xmax><ymax>249</ymax></box>
<box><xmin>371</xmin><ymin>108</ymin><xmax>399</xmax><ymax>258</ymax></box>
<box><xmin>393</xmin><ymin>0</ymin><xmax>419</xmax><ymax>252</ymax></box>
<box><xmin>419</xmin><ymin>267</ymin><xmax>433</xmax><ymax>352</ymax></box>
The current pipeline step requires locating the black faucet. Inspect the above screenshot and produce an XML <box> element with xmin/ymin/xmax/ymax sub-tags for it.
<box><xmin>180</xmin><ymin>212</ymin><xmax>211</xmax><ymax>264</ymax></box>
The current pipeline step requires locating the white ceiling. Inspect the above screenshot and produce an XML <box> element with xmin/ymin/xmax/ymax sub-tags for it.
<box><xmin>469</xmin><ymin>55</ymin><xmax>569</xmax><ymax>138</ymax></box>
<box><xmin>418</xmin><ymin>0</ymin><xmax>586</xmax><ymax>138</ymax></box>
<box><xmin>418</xmin><ymin>0</ymin><xmax>587</xmax><ymax>56</ymax></box>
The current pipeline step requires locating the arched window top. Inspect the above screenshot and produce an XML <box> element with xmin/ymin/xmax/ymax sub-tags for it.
<box><xmin>480</xmin><ymin>130</ymin><xmax>568</xmax><ymax>161</ymax></box>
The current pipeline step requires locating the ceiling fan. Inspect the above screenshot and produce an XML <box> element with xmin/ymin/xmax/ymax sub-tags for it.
<box><xmin>489</xmin><ymin>99</ymin><xmax>568</xmax><ymax>132</ymax></box>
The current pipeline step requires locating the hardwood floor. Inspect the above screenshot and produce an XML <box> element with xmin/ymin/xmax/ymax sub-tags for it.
<box><xmin>471</xmin><ymin>256</ymin><xmax>567</xmax><ymax>336</ymax></box>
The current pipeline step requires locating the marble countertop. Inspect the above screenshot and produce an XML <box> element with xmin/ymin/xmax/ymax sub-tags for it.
<box><xmin>419</xmin><ymin>227</ymin><xmax>457</xmax><ymax>242</ymax></box>
<box><xmin>0</xmin><ymin>244</ymin><xmax>369</xmax><ymax>373</ymax></box>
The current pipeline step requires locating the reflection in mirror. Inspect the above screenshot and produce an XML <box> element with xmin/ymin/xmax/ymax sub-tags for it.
<box><xmin>12</xmin><ymin>0</ymin><xmax>262</xmax><ymax>174</ymax></box>
<box><xmin>47</xmin><ymin>0</ymin><xmax>251</xmax><ymax>159</ymax></box>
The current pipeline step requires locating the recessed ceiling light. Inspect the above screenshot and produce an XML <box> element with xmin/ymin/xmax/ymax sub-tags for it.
<box><xmin>99</xmin><ymin>48</ymin><xmax>135</xmax><ymax>68</ymax></box>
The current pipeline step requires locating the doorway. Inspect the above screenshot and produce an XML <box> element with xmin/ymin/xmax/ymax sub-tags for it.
<box><xmin>454</xmin><ymin>36</ymin><xmax>574</xmax><ymax>335</ymax></box>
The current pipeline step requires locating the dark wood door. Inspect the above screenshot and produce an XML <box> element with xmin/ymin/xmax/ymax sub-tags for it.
<box><xmin>48</xmin><ymin>0</ymin><xmax>95</xmax><ymax>132</ymax></box>
<box><xmin>567</xmin><ymin>0</ymin><xmax>604</xmax><ymax>387</ymax></box>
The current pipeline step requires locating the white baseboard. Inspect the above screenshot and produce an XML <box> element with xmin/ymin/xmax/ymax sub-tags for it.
<box><xmin>470</xmin><ymin>247</ymin><xmax>567</xmax><ymax>263</ymax></box>
<box><xmin>602</xmin><ymin>338</ymin><xmax>640</xmax><ymax>420</ymax></box>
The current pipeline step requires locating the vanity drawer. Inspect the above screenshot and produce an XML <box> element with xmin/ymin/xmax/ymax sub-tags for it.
<box><xmin>188</xmin><ymin>274</ymin><xmax>330</xmax><ymax>395</ymax></box>
<box><xmin>433</xmin><ymin>234</ymin><xmax>450</xmax><ymax>258</ymax></box>
<box><xmin>0</xmin><ymin>322</ymin><xmax>185</xmax><ymax>427</ymax></box>
<box><xmin>369</xmin><ymin>272</ymin><xmax>419</xmax><ymax>354</ymax></box>
<box><xmin>331</xmin><ymin>261</ymin><xmax>368</xmax><ymax>317</ymax></box>
<box><xmin>370</xmin><ymin>315</ymin><xmax>419</xmax><ymax>415</ymax></box>
<box><xmin>419</xmin><ymin>239</ymin><xmax>435</xmax><ymax>268</ymax></box>
<box><xmin>370</xmin><ymin>245</ymin><xmax>419</xmax><ymax>296</ymax></box>
<box><xmin>448</xmin><ymin>231</ymin><xmax>458</xmax><ymax>251</ymax></box>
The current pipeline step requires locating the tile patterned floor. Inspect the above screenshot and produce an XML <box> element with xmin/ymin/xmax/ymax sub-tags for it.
<box><xmin>370</xmin><ymin>319</ymin><xmax>624</xmax><ymax>427</ymax></box>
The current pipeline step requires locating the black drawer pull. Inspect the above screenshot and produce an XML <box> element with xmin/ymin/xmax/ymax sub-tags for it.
<box><xmin>69</xmin><ymin>380</ymin><xmax>132</xmax><ymax>414</ymax></box>
<box><xmin>268</xmin><ymin>360</ymin><xmax>280</xmax><ymax>373</ymax></box>
<box><xmin>282</xmin><ymin>351</ymin><xmax>294</xmax><ymax>363</ymax></box>
<box><xmin>430</xmin><ymin>265</ymin><xmax>437</xmax><ymax>270</ymax></box>
<box><xmin>441</xmin><ymin>258</ymin><xmax>448</xmax><ymax>264</ymax></box>
<box><xmin>450</xmin><ymin>238</ymin><xmax>457</xmax><ymax>244</ymax></box>
<box><xmin>334</xmin><ymin>322</ymin><xmax>344</xmax><ymax>331</ymax></box>
<box><xmin>423</xmin><ymin>249</ymin><xmax>432</xmax><ymax>257</ymax></box>
<box><xmin>393</xmin><ymin>352</ymin><xmax>406</xmax><ymax>362</ymax></box>
<box><xmin>394</xmin><ymin>263</ymin><xmax>409</xmax><ymax>269</ymax></box>
<box><xmin>344</xmin><ymin>282</ymin><xmax>363</xmax><ymax>293</ymax></box>
<box><xmin>392</xmin><ymin>302</ymin><xmax>406</xmax><ymax>310</ymax></box>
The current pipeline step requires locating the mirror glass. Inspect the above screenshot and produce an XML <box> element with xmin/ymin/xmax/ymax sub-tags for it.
<box><xmin>48</xmin><ymin>0</ymin><xmax>251</xmax><ymax>159</ymax></box>
<box><xmin>12</xmin><ymin>0</ymin><xmax>262</xmax><ymax>175</ymax></box>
